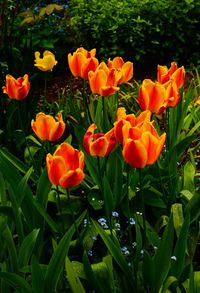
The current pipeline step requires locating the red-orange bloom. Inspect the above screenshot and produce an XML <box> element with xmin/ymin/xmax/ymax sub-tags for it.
<box><xmin>46</xmin><ymin>142</ymin><xmax>84</xmax><ymax>188</ymax></box>
<box><xmin>163</xmin><ymin>79</ymin><xmax>180</xmax><ymax>108</ymax></box>
<box><xmin>122</xmin><ymin>120</ymin><xmax>166</xmax><ymax>168</ymax></box>
<box><xmin>83</xmin><ymin>123</ymin><xmax>117</xmax><ymax>157</ymax></box>
<box><xmin>138</xmin><ymin>79</ymin><xmax>168</xmax><ymax>114</ymax></box>
<box><xmin>157</xmin><ymin>62</ymin><xmax>185</xmax><ymax>89</ymax></box>
<box><xmin>2</xmin><ymin>74</ymin><xmax>30</xmax><ymax>101</ymax></box>
<box><xmin>107</xmin><ymin>57</ymin><xmax>133</xmax><ymax>84</ymax></box>
<box><xmin>68</xmin><ymin>47</ymin><xmax>99</xmax><ymax>79</ymax></box>
<box><xmin>31</xmin><ymin>112</ymin><xmax>65</xmax><ymax>142</ymax></box>
<box><xmin>114</xmin><ymin>107</ymin><xmax>151</xmax><ymax>145</ymax></box>
<box><xmin>88</xmin><ymin>62</ymin><xmax>121</xmax><ymax>96</ymax></box>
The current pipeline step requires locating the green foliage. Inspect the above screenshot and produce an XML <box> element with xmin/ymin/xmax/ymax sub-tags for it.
<box><xmin>68</xmin><ymin>0</ymin><xmax>200</xmax><ymax>68</ymax></box>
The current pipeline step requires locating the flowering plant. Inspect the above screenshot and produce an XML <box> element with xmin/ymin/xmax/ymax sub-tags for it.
<box><xmin>0</xmin><ymin>46</ymin><xmax>199</xmax><ymax>293</ymax></box>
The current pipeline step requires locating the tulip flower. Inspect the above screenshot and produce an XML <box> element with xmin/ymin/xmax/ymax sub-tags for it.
<box><xmin>2</xmin><ymin>74</ymin><xmax>30</xmax><ymax>101</ymax></box>
<box><xmin>88</xmin><ymin>62</ymin><xmax>121</xmax><ymax>96</ymax></box>
<box><xmin>138</xmin><ymin>79</ymin><xmax>168</xmax><ymax>114</ymax></box>
<box><xmin>68</xmin><ymin>47</ymin><xmax>99</xmax><ymax>79</ymax></box>
<box><xmin>31</xmin><ymin>112</ymin><xmax>65</xmax><ymax>141</ymax></box>
<box><xmin>83</xmin><ymin>123</ymin><xmax>117</xmax><ymax>157</ymax></box>
<box><xmin>114</xmin><ymin>107</ymin><xmax>151</xmax><ymax>145</ymax></box>
<box><xmin>34</xmin><ymin>50</ymin><xmax>57</xmax><ymax>71</ymax></box>
<box><xmin>157</xmin><ymin>62</ymin><xmax>185</xmax><ymax>89</ymax></box>
<box><xmin>122</xmin><ymin>120</ymin><xmax>166</xmax><ymax>168</ymax></box>
<box><xmin>46</xmin><ymin>142</ymin><xmax>84</xmax><ymax>188</ymax></box>
<box><xmin>108</xmin><ymin>57</ymin><xmax>133</xmax><ymax>84</ymax></box>
<box><xmin>163</xmin><ymin>79</ymin><xmax>180</xmax><ymax>108</ymax></box>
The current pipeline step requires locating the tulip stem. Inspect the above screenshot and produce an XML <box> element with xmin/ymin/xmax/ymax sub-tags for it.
<box><xmin>83</xmin><ymin>80</ymin><xmax>92</xmax><ymax>124</ymax></box>
<box><xmin>125</xmin><ymin>164</ymin><xmax>134</xmax><ymax>265</ymax></box>
<box><xmin>139</xmin><ymin>168</ymin><xmax>147</xmax><ymax>248</ymax></box>
<box><xmin>66</xmin><ymin>188</ymin><xmax>81</xmax><ymax>243</ymax></box>
<box><xmin>56</xmin><ymin>186</ymin><xmax>65</xmax><ymax>233</ymax></box>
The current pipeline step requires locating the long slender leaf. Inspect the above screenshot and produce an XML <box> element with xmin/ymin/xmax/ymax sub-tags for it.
<box><xmin>153</xmin><ymin>215</ymin><xmax>174</xmax><ymax>292</ymax></box>
<box><xmin>18</xmin><ymin>229</ymin><xmax>40</xmax><ymax>268</ymax></box>
<box><xmin>44</xmin><ymin>210</ymin><xmax>87</xmax><ymax>293</ymax></box>
<box><xmin>31</xmin><ymin>255</ymin><xmax>45</xmax><ymax>293</ymax></box>
<box><xmin>92</xmin><ymin>219</ymin><xmax>135</xmax><ymax>287</ymax></box>
<box><xmin>65</xmin><ymin>256</ymin><xmax>86</xmax><ymax>293</ymax></box>
<box><xmin>0</xmin><ymin>272</ymin><xmax>32</xmax><ymax>293</ymax></box>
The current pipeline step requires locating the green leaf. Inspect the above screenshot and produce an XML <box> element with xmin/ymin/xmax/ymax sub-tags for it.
<box><xmin>171</xmin><ymin>213</ymin><xmax>190</xmax><ymax>279</ymax></box>
<box><xmin>153</xmin><ymin>215</ymin><xmax>174</xmax><ymax>292</ymax></box>
<box><xmin>84</xmin><ymin>155</ymin><xmax>101</xmax><ymax>186</ymax></box>
<box><xmin>44</xmin><ymin>210</ymin><xmax>87</xmax><ymax>293</ymax></box>
<box><xmin>0</xmin><ymin>272</ymin><xmax>32</xmax><ymax>292</ymax></box>
<box><xmin>185</xmin><ymin>190</ymin><xmax>200</xmax><ymax>223</ymax></box>
<box><xmin>82</xmin><ymin>251</ymin><xmax>105</xmax><ymax>293</ymax></box>
<box><xmin>0</xmin><ymin>148</ymin><xmax>37</xmax><ymax>182</ymax></box>
<box><xmin>65</xmin><ymin>256</ymin><xmax>86</xmax><ymax>293</ymax></box>
<box><xmin>103</xmin><ymin>175</ymin><xmax>114</xmax><ymax>217</ymax></box>
<box><xmin>183</xmin><ymin>161</ymin><xmax>195</xmax><ymax>192</ymax></box>
<box><xmin>18</xmin><ymin>229</ymin><xmax>40</xmax><ymax>268</ymax></box>
<box><xmin>33</xmin><ymin>200</ymin><xmax>61</xmax><ymax>233</ymax></box>
<box><xmin>31</xmin><ymin>255</ymin><xmax>45</xmax><ymax>293</ymax></box>
<box><xmin>92</xmin><ymin>219</ymin><xmax>135</xmax><ymax>287</ymax></box>
<box><xmin>171</xmin><ymin>203</ymin><xmax>184</xmax><ymax>237</ymax></box>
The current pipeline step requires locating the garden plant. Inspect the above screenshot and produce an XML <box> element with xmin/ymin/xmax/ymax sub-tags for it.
<box><xmin>0</xmin><ymin>1</ymin><xmax>200</xmax><ymax>293</ymax></box>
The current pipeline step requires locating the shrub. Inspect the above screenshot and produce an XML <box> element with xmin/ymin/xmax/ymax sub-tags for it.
<box><xmin>68</xmin><ymin>0</ymin><xmax>200</xmax><ymax>68</ymax></box>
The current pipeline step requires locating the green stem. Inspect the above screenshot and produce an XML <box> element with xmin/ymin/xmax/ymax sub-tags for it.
<box><xmin>83</xmin><ymin>79</ymin><xmax>92</xmax><ymax>124</ymax></box>
<box><xmin>139</xmin><ymin>168</ymin><xmax>147</xmax><ymax>249</ymax></box>
<box><xmin>44</xmin><ymin>71</ymin><xmax>47</xmax><ymax>101</ymax></box>
<box><xmin>56</xmin><ymin>186</ymin><xmax>65</xmax><ymax>233</ymax></box>
<box><xmin>66</xmin><ymin>188</ymin><xmax>81</xmax><ymax>243</ymax></box>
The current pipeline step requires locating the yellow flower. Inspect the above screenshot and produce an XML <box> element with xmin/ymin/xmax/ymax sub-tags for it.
<box><xmin>34</xmin><ymin>50</ymin><xmax>57</xmax><ymax>71</ymax></box>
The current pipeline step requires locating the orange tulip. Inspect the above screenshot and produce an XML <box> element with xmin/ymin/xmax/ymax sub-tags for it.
<box><xmin>88</xmin><ymin>62</ymin><xmax>121</xmax><ymax>96</ymax></box>
<box><xmin>68</xmin><ymin>47</ymin><xmax>99</xmax><ymax>79</ymax></box>
<box><xmin>122</xmin><ymin>120</ymin><xmax>166</xmax><ymax>168</ymax></box>
<box><xmin>163</xmin><ymin>79</ymin><xmax>180</xmax><ymax>108</ymax></box>
<box><xmin>83</xmin><ymin>123</ymin><xmax>117</xmax><ymax>157</ymax></box>
<box><xmin>114</xmin><ymin>107</ymin><xmax>151</xmax><ymax>145</ymax></box>
<box><xmin>108</xmin><ymin>57</ymin><xmax>133</xmax><ymax>84</ymax></box>
<box><xmin>34</xmin><ymin>50</ymin><xmax>57</xmax><ymax>71</ymax></box>
<box><xmin>138</xmin><ymin>79</ymin><xmax>168</xmax><ymax>114</ymax></box>
<box><xmin>2</xmin><ymin>74</ymin><xmax>30</xmax><ymax>101</ymax></box>
<box><xmin>46</xmin><ymin>142</ymin><xmax>84</xmax><ymax>188</ymax></box>
<box><xmin>157</xmin><ymin>62</ymin><xmax>185</xmax><ymax>89</ymax></box>
<box><xmin>31</xmin><ymin>112</ymin><xmax>65</xmax><ymax>141</ymax></box>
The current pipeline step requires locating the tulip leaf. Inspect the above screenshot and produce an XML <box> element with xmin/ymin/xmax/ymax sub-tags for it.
<box><xmin>18</xmin><ymin>229</ymin><xmax>40</xmax><ymax>268</ymax></box>
<box><xmin>153</xmin><ymin>215</ymin><xmax>174</xmax><ymax>292</ymax></box>
<box><xmin>171</xmin><ymin>203</ymin><xmax>184</xmax><ymax>237</ymax></box>
<box><xmin>65</xmin><ymin>256</ymin><xmax>86</xmax><ymax>293</ymax></box>
<box><xmin>185</xmin><ymin>190</ymin><xmax>200</xmax><ymax>223</ymax></box>
<box><xmin>92</xmin><ymin>219</ymin><xmax>135</xmax><ymax>287</ymax></box>
<box><xmin>82</xmin><ymin>251</ymin><xmax>105</xmax><ymax>293</ymax></box>
<box><xmin>183</xmin><ymin>161</ymin><xmax>195</xmax><ymax>192</ymax></box>
<box><xmin>44</xmin><ymin>210</ymin><xmax>87</xmax><ymax>293</ymax></box>
<box><xmin>171</xmin><ymin>213</ymin><xmax>190</xmax><ymax>279</ymax></box>
<box><xmin>31</xmin><ymin>255</ymin><xmax>45</xmax><ymax>293</ymax></box>
<box><xmin>0</xmin><ymin>272</ymin><xmax>32</xmax><ymax>292</ymax></box>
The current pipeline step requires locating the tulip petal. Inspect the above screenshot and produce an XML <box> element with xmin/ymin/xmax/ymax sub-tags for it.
<box><xmin>46</xmin><ymin>154</ymin><xmax>67</xmax><ymax>185</ymax></box>
<box><xmin>60</xmin><ymin>169</ymin><xmax>85</xmax><ymax>188</ymax></box>
<box><xmin>123</xmin><ymin>139</ymin><xmax>147</xmax><ymax>168</ymax></box>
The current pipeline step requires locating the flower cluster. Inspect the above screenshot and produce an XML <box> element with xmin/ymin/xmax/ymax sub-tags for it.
<box><xmin>1</xmin><ymin>47</ymin><xmax>186</xmax><ymax>189</ymax></box>
<box><xmin>83</xmin><ymin>107</ymin><xmax>166</xmax><ymax>168</ymax></box>
<box><xmin>138</xmin><ymin>62</ymin><xmax>185</xmax><ymax>114</ymax></box>
<box><xmin>68</xmin><ymin>47</ymin><xmax>133</xmax><ymax>96</ymax></box>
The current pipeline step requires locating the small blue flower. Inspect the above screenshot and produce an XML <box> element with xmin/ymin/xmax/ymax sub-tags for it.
<box><xmin>121</xmin><ymin>246</ymin><xmax>130</xmax><ymax>255</ymax></box>
<box><xmin>129</xmin><ymin>218</ymin><xmax>136</xmax><ymax>225</ymax></box>
<box><xmin>112</xmin><ymin>211</ymin><xmax>119</xmax><ymax>218</ymax></box>
<box><xmin>88</xmin><ymin>250</ymin><xmax>93</xmax><ymax>257</ymax></box>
